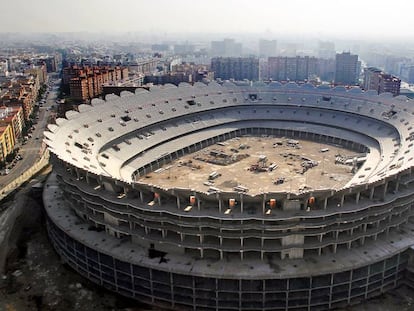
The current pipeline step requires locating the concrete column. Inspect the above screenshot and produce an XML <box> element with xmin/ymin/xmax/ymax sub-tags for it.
<box><xmin>383</xmin><ymin>182</ymin><xmax>388</xmax><ymax>199</ymax></box>
<box><xmin>197</xmin><ymin>199</ymin><xmax>201</xmax><ymax>211</ymax></box>
<box><xmin>176</xmin><ymin>196</ymin><xmax>180</xmax><ymax>209</ymax></box>
<box><xmin>240</xmin><ymin>194</ymin><xmax>244</xmax><ymax>214</ymax></box>
<box><xmin>219</xmin><ymin>198</ymin><xmax>222</xmax><ymax>213</ymax></box>
<box><xmin>318</xmin><ymin>234</ymin><xmax>323</xmax><ymax>242</ymax></box>
<box><xmin>324</xmin><ymin>197</ymin><xmax>328</xmax><ymax>209</ymax></box>
<box><xmin>332</xmin><ymin>243</ymin><xmax>337</xmax><ymax>254</ymax></box>
<box><xmin>356</xmin><ymin>192</ymin><xmax>360</xmax><ymax>204</ymax></box>
<box><xmin>370</xmin><ymin>187</ymin><xmax>375</xmax><ymax>200</ymax></box>
<box><xmin>340</xmin><ymin>195</ymin><xmax>345</xmax><ymax>207</ymax></box>
<box><xmin>395</xmin><ymin>179</ymin><xmax>400</xmax><ymax>192</ymax></box>
<box><xmin>139</xmin><ymin>191</ymin><xmax>144</xmax><ymax>203</ymax></box>
<box><xmin>262</xmin><ymin>194</ymin><xmax>266</xmax><ymax>214</ymax></box>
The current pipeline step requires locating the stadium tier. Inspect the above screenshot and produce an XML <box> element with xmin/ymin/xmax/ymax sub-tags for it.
<box><xmin>43</xmin><ymin>81</ymin><xmax>414</xmax><ymax>310</ymax></box>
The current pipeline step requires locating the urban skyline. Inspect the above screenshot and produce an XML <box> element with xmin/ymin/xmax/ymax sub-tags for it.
<box><xmin>1</xmin><ymin>0</ymin><xmax>413</xmax><ymax>40</ymax></box>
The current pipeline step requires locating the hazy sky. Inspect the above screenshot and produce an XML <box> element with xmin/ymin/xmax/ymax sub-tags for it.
<box><xmin>1</xmin><ymin>0</ymin><xmax>412</xmax><ymax>39</ymax></box>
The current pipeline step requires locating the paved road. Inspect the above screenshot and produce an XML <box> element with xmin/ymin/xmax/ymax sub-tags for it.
<box><xmin>0</xmin><ymin>84</ymin><xmax>57</xmax><ymax>189</ymax></box>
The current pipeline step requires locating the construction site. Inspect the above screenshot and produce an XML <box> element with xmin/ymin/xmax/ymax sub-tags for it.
<box><xmin>142</xmin><ymin>136</ymin><xmax>363</xmax><ymax>195</ymax></box>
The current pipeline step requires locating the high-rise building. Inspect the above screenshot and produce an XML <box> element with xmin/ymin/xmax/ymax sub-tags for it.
<box><xmin>335</xmin><ymin>52</ymin><xmax>359</xmax><ymax>86</ymax></box>
<box><xmin>317</xmin><ymin>58</ymin><xmax>336</xmax><ymax>82</ymax></box>
<box><xmin>267</xmin><ymin>56</ymin><xmax>317</xmax><ymax>82</ymax></box>
<box><xmin>211</xmin><ymin>57</ymin><xmax>259</xmax><ymax>81</ymax></box>
<box><xmin>211</xmin><ymin>39</ymin><xmax>242</xmax><ymax>57</ymax></box>
<box><xmin>363</xmin><ymin>67</ymin><xmax>401</xmax><ymax>96</ymax></box>
<box><xmin>259</xmin><ymin>39</ymin><xmax>277</xmax><ymax>58</ymax></box>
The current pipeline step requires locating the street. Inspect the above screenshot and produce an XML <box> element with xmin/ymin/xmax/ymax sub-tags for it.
<box><xmin>0</xmin><ymin>80</ymin><xmax>57</xmax><ymax>190</ymax></box>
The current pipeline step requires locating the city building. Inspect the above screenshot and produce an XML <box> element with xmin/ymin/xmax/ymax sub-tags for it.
<box><xmin>267</xmin><ymin>56</ymin><xmax>317</xmax><ymax>82</ymax></box>
<box><xmin>63</xmin><ymin>65</ymin><xmax>129</xmax><ymax>102</ymax></box>
<box><xmin>0</xmin><ymin>75</ymin><xmax>39</xmax><ymax>121</ymax></box>
<box><xmin>0</xmin><ymin>106</ymin><xmax>24</xmax><ymax>142</ymax></box>
<box><xmin>0</xmin><ymin>123</ymin><xmax>15</xmax><ymax>163</ymax></box>
<box><xmin>259</xmin><ymin>39</ymin><xmax>277</xmax><ymax>58</ymax></box>
<box><xmin>127</xmin><ymin>59</ymin><xmax>158</xmax><ymax>74</ymax></box>
<box><xmin>211</xmin><ymin>39</ymin><xmax>242</xmax><ymax>57</ymax></box>
<box><xmin>44</xmin><ymin>81</ymin><xmax>414</xmax><ymax>311</ymax></box>
<box><xmin>363</xmin><ymin>67</ymin><xmax>401</xmax><ymax>96</ymax></box>
<box><xmin>144</xmin><ymin>72</ymin><xmax>193</xmax><ymax>86</ymax></box>
<box><xmin>317</xmin><ymin>58</ymin><xmax>336</xmax><ymax>82</ymax></box>
<box><xmin>335</xmin><ymin>52</ymin><xmax>359</xmax><ymax>85</ymax></box>
<box><xmin>211</xmin><ymin>57</ymin><xmax>259</xmax><ymax>81</ymax></box>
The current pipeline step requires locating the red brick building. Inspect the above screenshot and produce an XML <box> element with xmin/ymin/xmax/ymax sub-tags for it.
<box><xmin>63</xmin><ymin>66</ymin><xmax>129</xmax><ymax>102</ymax></box>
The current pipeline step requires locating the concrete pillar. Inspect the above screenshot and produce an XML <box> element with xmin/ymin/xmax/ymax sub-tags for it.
<box><xmin>176</xmin><ymin>196</ymin><xmax>180</xmax><ymax>209</ymax></box>
<box><xmin>219</xmin><ymin>198</ymin><xmax>222</xmax><ymax>213</ymax></box>
<box><xmin>340</xmin><ymin>195</ymin><xmax>345</xmax><ymax>207</ymax></box>
<box><xmin>197</xmin><ymin>198</ymin><xmax>201</xmax><ymax>211</ymax></box>
<box><xmin>383</xmin><ymin>182</ymin><xmax>388</xmax><ymax>199</ymax></box>
<box><xmin>262</xmin><ymin>194</ymin><xmax>266</xmax><ymax>214</ymax></box>
<box><xmin>240</xmin><ymin>194</ymin><xmax>244</xmax><ymax>214</ymax></box>
<box><xmin>324</xmin><ymin>197</ymin><xmax>328</xmax><ymax>209</ymax></box>
<box><xmin>356</xmin><ymin>192</ymin><xmax>360</xmax><ymax>204</ymax></box>
<box><xmin>333</xmin><ymin>243</ymin><xmax>337</xmax><ymax>254</ymax></box>
<box><xmin>370</xmin><ymin>187</ymin><xmax>375</xmax><ymax>200</ymax></box>
<box><xmin>139</xmin><ymin>191</ymin><xmax>144</xmax><ymax>203</ymax></box>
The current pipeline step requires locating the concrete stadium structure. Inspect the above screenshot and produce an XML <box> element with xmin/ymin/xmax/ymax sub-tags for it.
<box><xmin>43</xmin><ymin>81</ymin><xmax>414</xmax><ymax>310</ymax></box>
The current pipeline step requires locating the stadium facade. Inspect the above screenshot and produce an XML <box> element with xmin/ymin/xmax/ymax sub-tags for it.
<box><xmin>43</xmin><ymin>81</ymin><xmax>414</xmax><ymax>310</ymax></box>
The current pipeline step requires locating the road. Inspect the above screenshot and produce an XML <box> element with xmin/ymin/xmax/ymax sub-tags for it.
<box><xmin>0</xmin><ymin>83</ymin><xmax>57</xmax><ymax>189</ymax></box>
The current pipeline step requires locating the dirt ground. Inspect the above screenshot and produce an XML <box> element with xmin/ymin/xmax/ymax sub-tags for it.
<box><xmin>0</xmin><ymin>181</ymin><xmax>414</xmax><ymax>311</ymax></box>
<box><xmin>141</xmin><ymin>136</ymin><xmax>360</xmax><ymax>195</ymax></box>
